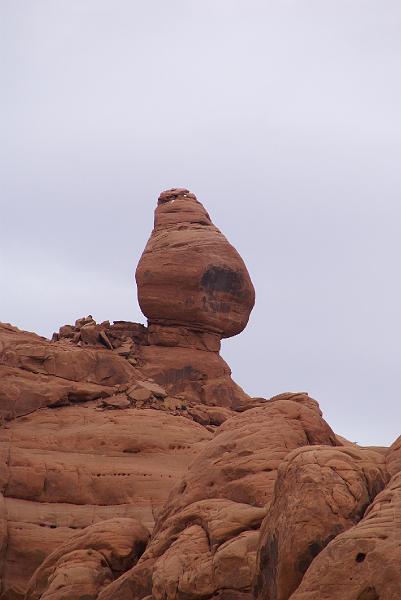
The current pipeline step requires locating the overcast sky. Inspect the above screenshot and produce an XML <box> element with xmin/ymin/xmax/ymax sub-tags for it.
<box><xmin>1</xmin><ymin>1</ymin><xmax>400</xmax><ymax>446</ymax></box>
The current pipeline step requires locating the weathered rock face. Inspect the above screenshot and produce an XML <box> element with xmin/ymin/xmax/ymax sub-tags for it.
<box><xmin>136</xmin><ymin>188</ymin><xmax>255</xmax><ymax>339</ymax></box>
<box><xmin>287</xmin><ymin>468</ymin><xmax>401</xmax><ymax>600</ymax></box>
<box><xmin>0</xmin><ymin>399</ymin><xmax>211</xmax><ymax>598</ymax></box>
<box><xmin>98</xmin><ymin>395</ymin><xmax>339</xmax><ymax>600</ymax></box>
<box><xmin>1</xmin><ymin>188</ymin><xmax>400</xmax><ymax>600</ymax></box>
<box><xmin>280</xmin><ymin>437</ymin><xmax>401</xmax><ymax>600</ymax></box>
<box><xmin>0</xmin><ymin>190</ymin><xmax>258</xmax><ymax>598</ymax></box>
<box><xmin>0</xmin><ymin>315</ymin><xmax>240</xmax><ymax>597</ymax></box>
<box><xmin>254</xmin><ymin>446</ymin><xmax>388</xmax><ymax>600</ymax></box>
<box><xmin>25</xmin><ymin>518</ymin><xmax>149</xmax><ymax>600</ymax></box>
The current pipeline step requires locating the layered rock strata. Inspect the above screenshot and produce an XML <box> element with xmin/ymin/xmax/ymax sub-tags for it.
<box><xmin>1</xmin><ymin>189</ymin><xmax>399</xmax><ymax>600</ymax></box>
<box><xmin>0</xmin><ymin>190</ymin><xmax>256</xmax><ymax>598</ymax></box>
<box><xmin>96</xmin><ymin>394</ymin><xmax>339</xmax><ymax>600</ymax></box>
<box><xmin>25</xmin><ymin>518</ymin><xmax>150</xmax><ymax>600</ymax></box>
<box><xmin>136</xmin><ymin>188</ymin><xmax>255</xmax><ymax>339</ymax></box>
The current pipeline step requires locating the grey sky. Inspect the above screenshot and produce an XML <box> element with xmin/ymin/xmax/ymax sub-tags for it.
<box><xmin>1</xmin><ymin>1</ymin><xmax>400</xmax><ymax>446</ymax></box>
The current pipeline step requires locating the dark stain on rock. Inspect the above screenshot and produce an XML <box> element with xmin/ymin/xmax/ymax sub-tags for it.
<box><xmin>357</xmin><ymin>586</ymin><xmax>379</xmax><ymax>600</ymax></box>
<box><xmin>201</xmin><ymin>266</ymin><xmax>244</xmax><ymax>297</ymax></box>
<box><xmin>297</xmin><ymin>533</ymin><xmax>340</xmax><ymax>575</ymax></box>
<box><xmin>254</xmin><ymin>535</ymin><xmax>278</xmax><ymax>600</ymax></box>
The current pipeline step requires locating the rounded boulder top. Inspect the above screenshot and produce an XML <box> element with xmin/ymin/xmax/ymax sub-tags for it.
<box><xmin>136</xmin><ymin>189</ymin><xmax>255</xmax><ymax>339</ymax></box>
<box><xmin>157</xmin><ymin>188</ymin><xmax>197</xmax><ymax>204</ymax></box>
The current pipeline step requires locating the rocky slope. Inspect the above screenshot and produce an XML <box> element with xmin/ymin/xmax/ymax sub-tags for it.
<box><xmin>0</xmin><ymin>189</ymin><xmax>398</xmax><ymax>600</ymax></box>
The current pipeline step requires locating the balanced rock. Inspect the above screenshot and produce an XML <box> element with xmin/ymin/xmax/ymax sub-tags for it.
<box><xmin>136</xmin><ymin>188</ymin><xmax>255</xmax><ymax>339</ymax></box>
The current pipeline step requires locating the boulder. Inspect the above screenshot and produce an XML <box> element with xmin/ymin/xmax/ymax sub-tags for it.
<box><xmin>25</xmin><ymin>518</ymin><xmax>149</xmax><ymax>600</ymax></box>
<box><xmin>136</xmin><ymin>189</ymin><xmax>255</xmax><ymax>339</ymax></box>
<box><xmin>99</xmin><ymin>395</ymin><xmax>339</xmax><ymax>600</ymax></box>
<box><xmin>254</xmin><ymin>445</ymin><xmax>388</xmax><ymax>600</ymax></box>
<box><xmin>288</xmin><ymin>470</ymin><xmax>401</xmax><ymax>599</ymax></box>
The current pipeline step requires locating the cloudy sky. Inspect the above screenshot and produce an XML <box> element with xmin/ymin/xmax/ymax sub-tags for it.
<box><xmin>1</xmin><ymin>1</ymin><xmax>400</xmax><ymax>446</ymax></box>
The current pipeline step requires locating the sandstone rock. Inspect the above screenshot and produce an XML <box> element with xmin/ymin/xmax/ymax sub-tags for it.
<box><xmin>0</xmin><ymin>364</ymin><xmax>113</xmax><ymax>420</ymax></box>
<box><xmin>127</xmin><ymin>387</ymin><xmax>152</xmax><ymax>403</ymax></box>
<box><xmin>0</xmin><ymin>403</ymin><xmax>211</xmax><ymax>597</ymax></box>
<box><xmin>134</xmin><ymin>381</ymin><xmax>167</xmax><ymax>399</ymax></box>
<box><xmin>114</xmin><ymin>339</ymin><xmax>135</xmax><ymax>357</ymax></box>
<box><xmin>79</xmin><ymin>324</ymin><xmax>101</xmax><ymax>346</ymax></box>
<box><xmin>147</xmin><ymin>323</ymin><xmax>222</xmax><ymax>352</ymax></box>
<box><xmin>101</xmin><ymin>397</ymin><xmax>339</xmax><ymax>600</ymax></box>
<box><xmin>75</xmin><ymin>316</ymin><xmax>96</xmax><ymax>328</ymax></box>
<box><xmin>2</xmin><ymin>188</ymin><xmax>391</xmax><ymax>600</ymax></box>
<box><xmin>28</xmin><ymin>549</ymin><xmax>114</xmax><ymax>600</ymax></box>
<box><xmin>99</xmin><ymin>330</ymin><xmax>113</xmax><ymax>350</ymax></box>
<box><xmin>254</xmin><ymin>445</ymin><xmax>388</xmax><ymax>600</ymax></box>
<box><xmin>385</xmin><ymin>433</ymin><xmax>401</xmax><ymax>477</ymax></box>
<box><xmin>187</xmin><ymin>404</ymin><xmax>235</xmax><ymax>426</ymax></box>
<box><xmin>136</xmin><ymin>189</ymin><xmax>255</xmax><ymax>339</ymax></box>
<box><xmin>0</xmin><ymin>323</ymin><xmax>137</xmax><ymax>388</ymax></box>
<box><xmin>25</xmin><ymin>518</ymin><xmax>150</xmax><ymax>600</ymax></box>
<box><xmin>138</xmin><ymin>343</ymin><xmax>250</xmax><ymax>409</ymax></box>
<box><xmin>288</xmin><ymin>469</ymin><xmax>401</xmax><ymax>599</ymax></box>
<box><xmin>163</xmin><ymin>397</ymin><xmax>187</xmax><ymax>411</ymax></box>
<box><xmin>100</xmin><ymin>394</ymin><xmax>131</xmax><ymax>410</ymax></box>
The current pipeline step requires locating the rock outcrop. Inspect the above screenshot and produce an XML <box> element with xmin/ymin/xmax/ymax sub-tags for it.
<box><xmin>286</xmin><ymin>468</ymin><xmax>401</xmax><ymax>600</ymax></box>
<box><xmin>136</xmin><ymin>188</ymin><xmax>255</xmax><ymax>340</ymax></box>
<box><xmin>25</xmin><ymin>518</ymin><xmax>149</xmax><ymax>600</ymax></box>
<box><xmin>254</xmin><ymin>446</ymin><xmax>388</xmax><ymax>600</ymax></box>
<box><xmin>0</xmin><ymin>190</ymin><xmax>257</xmax><ymax>598</ymax></box>
<box><xmin>0</xmin><ymin>189</ymin><xmax>399</xmax><ymax>600</ymax></box>
<box><xmin>97</xmin><ymin>395</ymin><xmax>339</xmax><ymax>600</ymax></box>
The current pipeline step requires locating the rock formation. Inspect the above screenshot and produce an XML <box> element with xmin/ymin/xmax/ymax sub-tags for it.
<box><xmin>0</xmin><ymin>189</ymin><xmax>399</xmax><ymax>600</ymax></box>
<box><xmin>136</xmin><ymin>188</ymin><xmax>255</xmax><ymax>340</ymax></box>
<box><xmin>25</xmin><ymin>519</ymin><xmax>149</xmax><ymax>600</ymax></box>
<box><xmin>254</xmin><ymin>446</ymin><xmax>388</xmax><ymax>600</ymax></box>
<box><xmin>99</xmin><ymin>394</ymin><xmax>339</xmax><ymax>600</ymax></box>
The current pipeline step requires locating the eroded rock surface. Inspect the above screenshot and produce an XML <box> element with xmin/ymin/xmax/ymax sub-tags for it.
<box><xmin>136</xmin><ymin>188</ymin><xmax>255</xmax><ymax>339</ymax></box>
<box><xmin>287</xmin><ymin>467</ymin><xmax>401</xmax><ymax>600</ymax></box>
<box><xmin>98</xmin><ymin>395</ymin><xmax>339</xmax><ymax>600</ymax></box>
<box><xmin>25</xmin><ymin>518</ymin><xmax>149</xmax><ymax>600</ymax></box>
<box><xmin>0</xmin><ymin>189</ymin><xmax>257</xmax><ymax>598</ymax></box>
<box><xmin>255</xmin><ymin>446</ymin><xmax>388</xmax><ymax>600</ymax></box>
<box><xmin>1</xmin><ymin>189</ymin><xmax>398</xmax><ymax>600</ymax></box>
<box><xmin>0</xmin><ymin>393</ymin><xmax>211</xmax><ymax>597</ymax></box>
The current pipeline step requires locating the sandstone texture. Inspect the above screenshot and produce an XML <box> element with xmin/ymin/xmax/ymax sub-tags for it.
<box><xmin>136</xmin><ymin>188</ymin><xmax>255</xmax><ymax>339</ymax></box>
<box><xmin>1</xmin><ymin>189</ymin><xmax>399</xmax><ymax>600</ymax></box>
<box><xmin>98</xmin><ymin>394</ymin><xmax>339</xmax><ymax>600</ymax></box>
<box><xmin>287</xmin><ymin>469</ymin><xmax>401</xmax><ymax>600</ymax></box>
<box><xmin>25</xmin><ymin>518</ymin><xmax>149</xmax><ymax>600</ymax></box>
<box><xmin>255</xmin><ymin>446</ymin><xmax>388</xmax><ymax>600</ymax></box>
